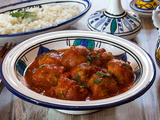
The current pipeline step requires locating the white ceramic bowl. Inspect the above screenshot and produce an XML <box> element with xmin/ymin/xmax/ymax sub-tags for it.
<box><xmin>0</xmin><ymin>30</ymin><xmax>156</xmax><ymax>115</ymax></box>
<box><xmin>0</xmin><ymin>0</ymin><xmax>91</xmax><ymax>46</ymax></box>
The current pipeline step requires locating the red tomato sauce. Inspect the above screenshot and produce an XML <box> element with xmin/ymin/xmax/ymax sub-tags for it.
<box><xmin>25</xmin><ymin>45</ymin><xmax>135</xmax><ymax>101</ymax></box>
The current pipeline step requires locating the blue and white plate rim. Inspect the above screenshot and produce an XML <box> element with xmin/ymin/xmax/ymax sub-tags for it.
<box><xmin>0</xmin><ymin>30</ymin><xmax>156</xmax><ymax>110</ymax></box>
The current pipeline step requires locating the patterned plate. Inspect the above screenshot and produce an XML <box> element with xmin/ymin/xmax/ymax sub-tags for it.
<box><xmin>0</xmin><ymin>30</ymin><xmax>156</xmax><ymax>114</ymax></box>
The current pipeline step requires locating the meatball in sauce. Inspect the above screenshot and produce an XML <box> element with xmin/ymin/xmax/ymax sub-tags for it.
<box><xmin>25</xmin><ymin>45</ymin><xmax>135</xmax><ymax>101</ymax></box>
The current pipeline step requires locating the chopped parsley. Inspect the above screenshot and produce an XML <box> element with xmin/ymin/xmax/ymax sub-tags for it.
<box><xmin>77</xmin><ymin>64</ymin><xmax>83</xmax><ymax>67</ymax></box>
<box><xmin>74</xmin><ymin>74</ymin><xmax>79</xmax><ymax>81</ymax></box>
<box><xmin>9</xmin><ymin>11</ymin><xmax>36</xmax><ymax>19</ymax></box>
<box><xmin>87</xmin><ymin>53</ymin><xmax>92</xmax><ymax>56</ymax></box>
<box><xmin>39</xmin><ymin>64</ymin><xmax>47</xmax><ymax>68</ymax></box>
<box><xmin>78</xmin><ymin>82</ymin><xmax>83</xmax><ymax>86</ymax></box>
<box><xmin>94</xmin><ymin>78</ymin><xmax>101</xmax><ymax>84</ymax></box>
<box><xmin>41</xmin><ymin>9</ymin><xmax>44</xmax><ymax>12</ymax></box>
<box><xmin>122</xmin><ymin>63</ymin><xmax>128</xmax><ymax>67</ymax></box>
<box><xmin>88</xmin><ymin>54</ymin><xmax>101</xmax><ymax>61</ymax></box>
<box><xmin>72</xmin><ymin>45</ymin><xmax>76</xmax><ymax>48</ymax></box>
<box><xmin>66</xmin><ymin>56</ymin><xmax>71</xmax><ymax>63</ymax></box>
<box><xmin>79</xmin><ymin>69</ymin><xmax>82</xmax><ymax>72</ymax></box>
<box><xmin>95</xmin><ymin>71</ymin><xmax>110</xmax><ymax>78</ymax></box>
<box><xmin>87</xmin><ymin>61</ymin><xmax>91</xmax><ymax>65</ymax></box>
<box><xmin>78</xmin><ymin>82</ymin><xmax>89</xmax><ymax>88</ymax></box>
<box><xmin>82</xmin><ymin>84</ymin><xmax>89</xmax><ymax>88</ymax></box>
<box><xmin>32</xmin><ymin>68</ymin><xmax>36</xmax><ymax>72</ymax></box>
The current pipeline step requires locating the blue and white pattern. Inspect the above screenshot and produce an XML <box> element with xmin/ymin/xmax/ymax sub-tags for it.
<box><xmin>152</xmin><ymin>4</ymin><xmax>160</xmax><ymax>68</ymax></box>
<box><xmin>0</xmin><ymin>31</ymin><xmax>155</xmax><ymax>111</ymax></box>
<box><xmin>87</xmin><ymin>9</ymin><xmax>141</xmax><ymax>39</ymax></box>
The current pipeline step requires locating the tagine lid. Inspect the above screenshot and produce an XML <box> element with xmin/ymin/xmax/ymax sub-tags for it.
<box><xmin>87</xmin><ymin>0</ymin><xmax>142</xmax><ymax>40</ymax></box>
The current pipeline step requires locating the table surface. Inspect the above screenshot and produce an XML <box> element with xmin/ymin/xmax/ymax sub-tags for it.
<box><xmin>0</xmin><ymin>0</ymin><xmax>160</xmax><ymax>120</ymax></box>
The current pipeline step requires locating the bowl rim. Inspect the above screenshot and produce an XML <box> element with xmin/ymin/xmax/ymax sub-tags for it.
<box><xmin>0</xmin><ymin>0</ymin><xmax>91</xmax><ymax>37</ymax></box>
<box><xmin>130</xmin><ymin>0</ymin><xmax>153</xmax><ymax>14</ymax></box>
<box><xmin>0</xmin><ymin>30</ymin><xmax>156</xmax><ymax>110</ymax></box>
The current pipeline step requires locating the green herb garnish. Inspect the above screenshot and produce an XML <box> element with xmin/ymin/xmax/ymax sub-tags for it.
<box><xmin>87</xmin><ymin>61</ymin><xmax>91</xmax><ymax>65</ymax></box>
<box><xmin>32</xmin><ymin>68</ymin><xmax>36</xmax><ymax>72</ymax></box>
<box><xmin>66</xmin><ymin>56</ymin><xmax>71</xmax><ymax>63</ymax></box>
<box><xmin>77</xmin><ymin>64</ymin><xmax>83</xmax><ymax>67</ymax></box>
<box><xmin>88</xmin><ymin>54</ymin><xmax>101</xmax><ymax>61</ymax></box>
<box><xmin>39</xmin><ymin>64</ymin><xmax>47</xmax><ymax>68</ymax></box>
<box><xmin>9</xmin><ymin>11</ymin><xmax>36</xmax><ymax>19</ymax></box>
<box><xmin>78</xmin><ymin>82</ymin><xmax>83</xmax><ymax>86</ymax></box>
<box><xmin>72</xmin><ymin>45</ymin><xmax>76</xmax><ymax>48</ymax></box>
<box><xmin>95</xmin><ymin>71</ymin><xmax>110</xmax><ymax>78</ymax></box>
<box><xmin>122</xmin><ymin>63</ymin><xmax>128</xmax><ymax>67</ymax></box>
<box><xmin>82</xmin><ymin>84</ymin><xmax>89</xmax><ymax>88</ymax></box>
<box><xmin>74</xmin><ymin>73</ymin><xmax>79</xmax><ymax>81</ymax></box>
<box><xmin>41</xmin><ymin>9</ymin><xmax>44</xmax><ymax>12</ymax></box>
<box><xmin>94</xmin><ymin>78</ymin><xmax>101</xmax><ymax>84</ymax></box>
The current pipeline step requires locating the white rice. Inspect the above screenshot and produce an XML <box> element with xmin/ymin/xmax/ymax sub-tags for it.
<box><xmin>0</xmin><ymin>5</ymin><xmax>80</xmax><ymax>35</ymax></box>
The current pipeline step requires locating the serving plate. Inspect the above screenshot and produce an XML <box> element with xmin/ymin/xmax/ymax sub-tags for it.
<box><xmin>0</xmin><ymin>0</ymin><xmax>91</xmax><ymax>46</ymax></box>
<box><xmin>0</xmin><ymin>30</ymin><xmax>156</xmax><ymax>115</ymax></box>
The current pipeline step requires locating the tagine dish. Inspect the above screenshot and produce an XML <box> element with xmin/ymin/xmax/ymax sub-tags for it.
<box><xmin>0</xmin><ymin>31</ymin><xmax>155</xmax><ymax>114</ymax></box>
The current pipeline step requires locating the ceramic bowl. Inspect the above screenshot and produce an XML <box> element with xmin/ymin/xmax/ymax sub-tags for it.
<box><xmin>130</xmin><ymin>0</ymin><xmax>158</xmax><ymax>18</ymax></box>
<box><xmin>0</xmin><ymin>30</ymin><xmax>156</xmax><ymax>115</ymax></box>
<box><xmin>0</xmin><ymin>0</ymin><xmax>91</xmax><ymax>46</ymax></box>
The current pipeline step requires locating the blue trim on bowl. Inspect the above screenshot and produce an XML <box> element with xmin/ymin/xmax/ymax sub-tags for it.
<box><xmin>0</xmin><ymin>34</ymin><xmax>156</xmax><ymax>110</ymax></box>
<box><xmin>0</xmin><ymin>0</ymin><xmax>38</xmax><ymax>9</ymax></box>
<box><xmin>130</xmin><ymin>1</ymin><xmax>153</xmax><ymax>13</ymax></box>
<box><xmin>0</xmin><ymin>0</ymin><xmax>91</xmax><ymax>37</ymax></box>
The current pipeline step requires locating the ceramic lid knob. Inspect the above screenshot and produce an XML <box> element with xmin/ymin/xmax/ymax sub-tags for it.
<box><xmin>106</xmin><ymin>0</ymin><xmax>124</xmax><ymax>15</ymax></box>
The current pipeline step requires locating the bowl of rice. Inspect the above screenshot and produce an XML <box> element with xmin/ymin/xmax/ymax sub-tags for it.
<box><xmin>0</xmin><ymin>0</ymin><xmax>91</xmax><ymax>46</ymax></box>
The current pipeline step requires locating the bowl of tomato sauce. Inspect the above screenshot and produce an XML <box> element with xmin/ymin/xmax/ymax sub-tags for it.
<box><xmin>0</xmin><ymin>30</ymin><xmax>156</xmax><ymax>115</ymax></box>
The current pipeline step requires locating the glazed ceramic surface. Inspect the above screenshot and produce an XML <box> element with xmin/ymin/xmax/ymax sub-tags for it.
<box><xmin>152</xmin><ymin>5</ymin><xmax>160</xmax><ymax>67</ymax></box>
<box><xmin>0</xmin><ymin>30</ymin><xmax>156</xmax><ymax>115</ymax></box>
<box><xmin>130</xmin><ymin>0</ymin><xmax>158</xmax><ymax>17</ymax></box>
<box><xmin>87</xmin><ymin>10</ymin><xmax>141</xmax><ymax>40</ymax></box>
<box><xmin>0</xmin><ymin>0</ymin><xmax>91</xmax><ymax>46</ymax></box>
<box><xmin>87</xmin><ymin>0</ymin><xmax>141</xmax><ymax>40</ymax></box>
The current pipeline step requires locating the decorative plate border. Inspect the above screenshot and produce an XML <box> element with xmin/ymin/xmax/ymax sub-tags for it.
<box><xmin>0</xmin><ymin>31</ymin><xmax>156</xmax><ymax>110</ymax></box>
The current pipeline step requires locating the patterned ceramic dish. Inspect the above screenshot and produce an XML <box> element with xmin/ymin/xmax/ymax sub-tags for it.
<box><xmin>87</xmin><ymin>0</ymin><xmax>142</xmax><ymax>40</ymax></box>
<box><xmin>130</xmin><ymin>0</ymin><xmax>158</xmax><ymax>17</ymax></box>
<box><xmin>0</xmin><ymin>0</ymin><xmax>91</xmax><ymax>46</ymax></box>
<box><xmin>87</xmin><ymin>9</ymin><xmax>141</xmax><ymax>40</ymax></box>
<box><xmin>0</xmin><ymin>30</ymin><xmax>156</xmax><ymax>115</ymax></box>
